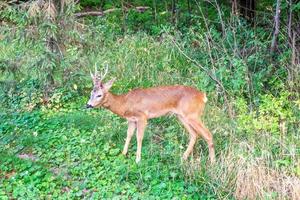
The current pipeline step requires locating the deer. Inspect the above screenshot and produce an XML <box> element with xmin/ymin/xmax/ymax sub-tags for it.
<box><xmin>86</xmin><ymin>66</ymin><xmax>215</xmax><ymax>164</ymax></box>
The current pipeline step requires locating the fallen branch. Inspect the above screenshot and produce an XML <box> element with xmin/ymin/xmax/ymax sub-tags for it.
<box><xmin>74</xmin><ymin>6</ymin><xmax>150</xmax><ymax>18</ymax></box>
<box><xmin>7</xmin><ymin>0</ymin><xmax>19</xmax><ymax>4</ymax></box>
<box><xmin>74</xmin><ymin>11</ymin><xmax>104</xmax><ymax>17</ymax></box>
<box><xmin>135</xmin><ymin>6</ymin><xmax>150</xmax><ymax>13</ymax></box>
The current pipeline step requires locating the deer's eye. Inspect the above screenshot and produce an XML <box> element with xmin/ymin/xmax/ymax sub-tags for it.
<box><xmin>97</xmin><ymin>95</ymin><xmax>102</xmax><ymax>98</ymax></box>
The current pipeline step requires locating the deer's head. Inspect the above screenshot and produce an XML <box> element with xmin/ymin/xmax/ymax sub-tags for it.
<box><xmin>86</xmin><ymin>66</ymin><xmax>115</xmax><ymax>108</ymax></box>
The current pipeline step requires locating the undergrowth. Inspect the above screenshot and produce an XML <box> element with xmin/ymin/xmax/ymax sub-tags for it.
<box><xmin>0</xmin><ymin>2</ymin><xmax>299</xmax><ymax>199</ymax></box>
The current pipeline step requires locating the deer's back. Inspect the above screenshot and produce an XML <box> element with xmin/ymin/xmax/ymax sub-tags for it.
<box><xmin>124</xmin><ymin>85</ymin><xmax>206</xmax><ymax>118</ymax></box>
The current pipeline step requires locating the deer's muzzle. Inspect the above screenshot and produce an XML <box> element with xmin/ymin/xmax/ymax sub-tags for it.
<box><xmin>86</xmin><ymin>104</ymin><xmax>94</xmax><ymax>109</ymax></box>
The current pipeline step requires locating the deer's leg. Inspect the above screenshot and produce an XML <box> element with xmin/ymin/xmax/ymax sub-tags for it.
<box><xmin>178</xmin><ymin>116</ymin><xmax>198</xmax><ymax>160</ymax></box>
<box><xmin>122</xmin><ymin>121</ymin><xmax>136</xmax><ymax>155</ymax></box>
<box><xmin>188</xmin><ymin>119</ymin><xmax>215</xmax><ymax>164</ymax></box>
<box><xmin>136</xmin><ymin>116</ymin><xmax>147</xmax><ymax>163</ymax></box>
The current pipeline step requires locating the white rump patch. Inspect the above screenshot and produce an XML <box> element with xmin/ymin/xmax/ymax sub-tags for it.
<box><xmin>203</xmin><ymin>94</ymin><xmax>208</xmax><ymax>103</ymax></box>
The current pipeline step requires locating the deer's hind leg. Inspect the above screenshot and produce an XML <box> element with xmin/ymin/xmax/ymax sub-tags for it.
<box><xmin>135</xmin><ymin>115</ymin><xmax>147</xmax><ymax>163</ymax></box>
<box><xmin>187</xmin><ymin>118</ymin><xmax>215</xmax><ymax>163</ymax></box>
<box><xmin>177</xmin><ymin>115</ymin><xmax>198</xmax><ymax>160</ymax></box>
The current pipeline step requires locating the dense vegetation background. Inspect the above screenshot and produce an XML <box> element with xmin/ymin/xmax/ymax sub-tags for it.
<box><xmin>0</xmin><ymin>0</ymin><xmax>299</xmax><ymax>199</ymax></box>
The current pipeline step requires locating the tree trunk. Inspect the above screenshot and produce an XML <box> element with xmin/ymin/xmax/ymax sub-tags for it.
<box><xmin>45</xmin><ymin>0</ymin><xmax>63</xmax><ymax>86</ymax></box>
<box><xmin>214</xmin><ymin>0</ymin><xmax>226</xmax><ymax>37</ymax></box>
<box><xmin>60</xmin><ymin>0</ymin><xmax>65</xmax><ymax>14</ymax></box>
<box><xmin>152</xmin><ymin>0</ymin><xmax>157</xmax><ymax>23</ymax></box>
<box><xmin>187</xmin><ymin>0</ymin><xmax>191</xmax><ymax>25</ymax></box>
<box><xmin>100</xmin><ymin>0</ymin><xmax>105</xmax><ymax>11</ymax></box>
<box><xmin>231</xmin><ymin>0</ymin><xmax>238</xmax><ymax>16</ymax></box>
<box><xmin>171</xmin><ymin>0</ymin><xmax>176</xmax><ymax>25</ymax></box>
<box><xmin>271</xmin><ymin>0</ymin><xmax>281</xmax><ymax>53</ymax></box>
<box><xmin>239</xmin><ymin>0</ymin><xmax>255</xmax><ymax>20</ymax></box>
<box><xmin>287</xmin><ymin>0</ymin><xmax>292</xmax><ymax>45</ymax></box>
<box><xmin>187</xmin><ymin>0</ymin><xmax>191</xmax><ymax>15</ymax></box>
<box><xmin>121</xmin><ymin>0</ymin><xmax>127</xmax><ymax>32</ymax></box>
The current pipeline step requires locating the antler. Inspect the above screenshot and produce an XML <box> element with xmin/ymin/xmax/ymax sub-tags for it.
<box><xmin>90</xmin><ymin>64</ymin><xmax>109</xmax><ymax>83</ymax></box>
<box><xmin>90</xmin><ymin>64</ymin><xmax>98</xmax><ymax>79</ymax></box>
<box><xmin>100</xmin><ymin>64</ymin><xmax>108</xmax><ymax>82</ymax></box>
<box><xmin>94</xmin><ymin>64</ymin><xmax>99</xmax><ymax>77</ymax></box>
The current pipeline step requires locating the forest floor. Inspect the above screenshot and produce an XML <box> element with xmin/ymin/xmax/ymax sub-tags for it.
<box><xmin>1</xmin><ymin>97</ymin><xmax>299</xmax><ymax>199</ymax></box>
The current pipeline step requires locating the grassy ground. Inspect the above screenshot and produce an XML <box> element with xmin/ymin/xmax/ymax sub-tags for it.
<box><xmin>1</xmin><ymin>95</ymin><xmax>299</xmax><ymax>199</ymax></box>
<box><xmin>0</xmin><ymin>97</ymin><xmax>223</xmax><ymax>199</ymax></box>
<box><xmin>1</xmin><ymin>9</ymin><xmax>299</xmax><ymax>199</ymax></box>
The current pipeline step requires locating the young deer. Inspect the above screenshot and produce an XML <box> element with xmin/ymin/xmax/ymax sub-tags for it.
<box><xmin>87</xmin><ymin>67</ymin><xmax>215</xmax><ymax>164</ymax></box>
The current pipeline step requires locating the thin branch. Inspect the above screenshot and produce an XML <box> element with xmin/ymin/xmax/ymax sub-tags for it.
<box><xmin>74</xmin><ymin>6</ymin><xmax>150</xmax><ymax>18</ymax></box>
<box><xmin>170</xmin><ymin>37</ymin><xmax>225</xmax><ymax>93</ymax></box>
<box><xmin>171</xmin><ymin>37</ymin><xmax>234</xmax><ymax>118</ymax></box>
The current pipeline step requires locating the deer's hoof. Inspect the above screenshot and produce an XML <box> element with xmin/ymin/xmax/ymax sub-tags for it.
<box><xmin>210</xmin><ymin>157</ymin><xmax>216</xmax><ymax>165</ymax></box>
<box><xmin>182</xmin><ymin>154</ymin><xmax>188</xmax><ymax>161</ymax></box>
<box><xmin>135</xmin><ymin>157</ymin><xmax>141</xmax><ymax>163</ymax></box>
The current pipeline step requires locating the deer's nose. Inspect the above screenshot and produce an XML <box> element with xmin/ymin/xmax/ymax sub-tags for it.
<box><xmin>86</xmin><ymin>104</ymin><xmax>93</xmax><ymax>109</ymax></box>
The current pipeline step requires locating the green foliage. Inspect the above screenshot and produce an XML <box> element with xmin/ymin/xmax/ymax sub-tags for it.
<box><xmin>0</xmin><ymin>103</ymin><xmax>223</xmax><ymax>199</ymax></box>
<box><xmin>1</xmin><ymin>1</ymin><xmax>299</xmax><ymax>199</ymax></box>
<box><xmin>80</xmin><ymin>0</ymin><xmax>103</xmax><ymax>7</ymax></box>
<box><xmin>236</xmin><ymin>92</ymin><xmax>298</xmax><ymax>134</ymax></box>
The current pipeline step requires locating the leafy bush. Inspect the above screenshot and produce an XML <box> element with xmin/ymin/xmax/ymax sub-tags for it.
<box><xmin>236</xmin><ymin>92</ymin><xmax>298</xmax><ymax>135</ymax></box>
<box><xmin>1</xmin><ymin>1</ymin><xmax>299</xmax><ymax>199</ymax></box>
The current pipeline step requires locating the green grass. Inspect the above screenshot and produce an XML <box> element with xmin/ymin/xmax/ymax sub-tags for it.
<box><xmin>1</xmin><ymin>5</ymin><xmax>299</xmax><ymax>199</ymax></box>
<box><xmin>0</xmin><ymin>100</ymin><xmax>224</xmax><ymax>199</ymax></box>
<box><xmin>1</xmin><ymin>96</ymin><xmax>299</xmax><ymax>199</ymax></box>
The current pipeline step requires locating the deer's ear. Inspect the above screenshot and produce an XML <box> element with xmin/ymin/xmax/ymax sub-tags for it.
<box><xmin>103</xmin><ymin>78</ymin><xmax>115</xmax><ymax>91</ymax></box>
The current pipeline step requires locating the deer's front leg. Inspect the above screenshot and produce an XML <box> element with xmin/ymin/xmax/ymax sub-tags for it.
<box><xmin>122</xmin><ymin>121</ymin><xmax>136</xmax><ymax>155</ymax></box>
<box><xmin>136</xmin><ymin>116</ymin><xmax>147</xmax><ymax>163</ymax></box>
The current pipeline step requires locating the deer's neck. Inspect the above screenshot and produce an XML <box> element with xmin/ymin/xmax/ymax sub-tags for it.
<box><xmin>102</xmin><ymin>92</ymin><xmax>126</xmax><ymax>117</ymax></box>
